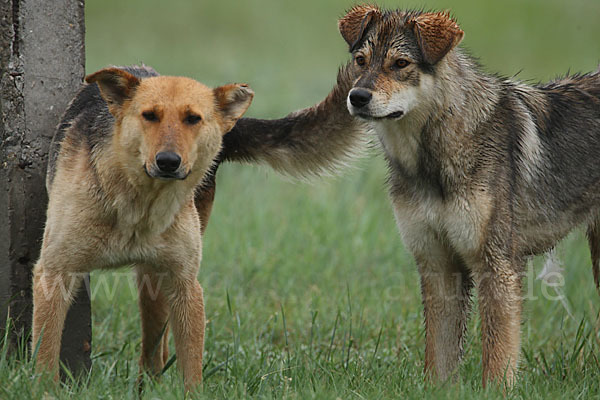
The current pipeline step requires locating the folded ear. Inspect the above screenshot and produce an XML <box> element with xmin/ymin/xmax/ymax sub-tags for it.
<box><xmin>85</xmin><ymin>67</ymin><xmax>141</xmax><ymax>115</ymax></box>
<box><xmin>213</xmin><ymin>84</ymin><xmax>254</xmax><ymax>133</ymax></box>
<box><xmin>338</xmin><ymin>5</ymin><xmax>380</xmax><ymax>52</ymax></box>
<box><xmin>408</xmin><ymin>11</ymin><xmax>464</xmax><ymax>65</ymax></box>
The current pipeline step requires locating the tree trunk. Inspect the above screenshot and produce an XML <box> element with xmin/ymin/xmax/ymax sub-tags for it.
<box><xmin>0</xmin><ymin>0</ymin><xmax>91</xmax><ymax>374</ymax></box>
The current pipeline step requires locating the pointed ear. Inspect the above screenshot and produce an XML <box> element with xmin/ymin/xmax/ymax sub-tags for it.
<box><xmin>214</xmin><ymin>84</ymin><xmax>254</xmax><ymax>133</ymax></box>
<box><xmin>85</xmin><ymin>67</ymin><xmax>141</xmax><ymax>115</ymax></box>
<box><xmin>338</xmin><ymin>5</ymin><xmax>380</xmax><ymax>51</ymax></box>
<box><xmin>408</xmin><ymin>11</ymin><xmax>464</xmax><ymax>65</ymax></box>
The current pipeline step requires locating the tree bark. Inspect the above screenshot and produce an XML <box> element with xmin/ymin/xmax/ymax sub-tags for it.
<box><xmin>0</xmin><ymin>0</ymin><xmax>90</xmax><ymax>374</ymax></box>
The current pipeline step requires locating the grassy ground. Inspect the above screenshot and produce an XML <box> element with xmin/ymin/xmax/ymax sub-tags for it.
<box><xmin>3</xmin><ymin>0</ymin><xmax>600</xmax><ymax>398</ymax></box>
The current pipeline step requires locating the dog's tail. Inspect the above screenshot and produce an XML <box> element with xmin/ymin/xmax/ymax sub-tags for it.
<box><xmin>220</xmin><ymin>63</ymin><xmax>368</xmax><ymax>178</ymax></box>
<box><xmin>587</xmin><ymin>220</ymin><xmax>600</xmax><ymax>292</ymax></box>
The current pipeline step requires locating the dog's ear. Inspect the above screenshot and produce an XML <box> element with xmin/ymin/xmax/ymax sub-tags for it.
<box><xmin>214</xmin><ymin>84</ymin><xmax>254</xmax><ymax>133</ymax></box>
<box><xmin>407</xmin><ymin>11</ymin><xmax>464</xmax><ymax>65</ymax></box>
<box><xmin>85</xmin><ymin>68</ymin><xmax>141</xmax><ymax>115</ymax></box>
<box><xmin>338</xmin><ymin>5</ymin><xmax>380</xmax><ymax>51</ymax></box>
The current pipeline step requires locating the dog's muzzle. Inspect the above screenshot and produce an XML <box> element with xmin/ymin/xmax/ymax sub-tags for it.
<box><xmin>348</xmin><ymin>88</ymin><xmax>372</xmax><ymax>108</ymax></box>
<box><xmin>347</xmin><ymin>88</ymin><xmax>405</xmax><ymax>120</ymax></box>
<box><xmin>156</xmin><ymin>151</ymin><xmax>181</xmax><ymax>173</ymax></box>
<box><xmin>145</xmin><ymin>151</ymin><xmax>189</xmax><ymax>180</ymax></box>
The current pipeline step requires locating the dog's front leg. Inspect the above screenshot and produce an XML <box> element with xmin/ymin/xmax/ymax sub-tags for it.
<box><xmin>32</xmin><ymin>260</ymin><xmax>83</xmax><ymax>379</ymax></box>
<box><xmin>136</xmin><ymin>265</ymin><xmax>171</xmax><ymax>376</ymax></box>
<box><xmin>473</xmin><ymin>249</ymin><xmax>522</xmax><ymax>387</ymax></box>
<box><xmin>416</xmin><ymin>245</ymin><xmax>473</xmax><ymax>383</ymax></box>
<box><xmin>165</xmin><ymin>274</ymin><xmax>205</xmax><ymax>391</ymax></box>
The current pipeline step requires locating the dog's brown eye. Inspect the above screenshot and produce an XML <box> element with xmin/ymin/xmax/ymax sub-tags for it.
<box><xmin>355</xmin><ymin>55</ymin><xmax>366</xmax><ymax>67</ymax></box>
<box><xmin>142</xmin><ymin>111</ymin><xmax>158</xmax><ymax>122</ymax></box>
<box><xmin>395</xmin><ymin>59</ymin><xmax>410</xmax><ymax>69</ymax></box>
<box><xmin>184</xmin><ymin>114</ymin><xmax>202</xmax><ymax>125</ymax></box>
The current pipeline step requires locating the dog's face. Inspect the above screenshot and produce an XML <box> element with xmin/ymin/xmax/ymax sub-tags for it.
<box><xmin>86</xmin><ymin>68</ymin><xmax>253</xmax><ymax>181</ymax></box>
<box><xmin>339</xmin><ymin>6</ymin><xmax>463</xmax><ymax>121</ymax></box>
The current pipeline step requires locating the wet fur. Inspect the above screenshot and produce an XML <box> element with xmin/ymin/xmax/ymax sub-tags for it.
<box><xmin>337</xmin><ymin>6</ymin><xmax>600</xmax><ymax>386</ymax></box>
<box><xmin>214</xmin><ymin>5</ymin><xmax>600</xmax><ymax>388</ymax></box>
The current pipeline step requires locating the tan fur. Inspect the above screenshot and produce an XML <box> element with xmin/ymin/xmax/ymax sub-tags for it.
<box><xmin>408</xmin><ymin>12</ymin><xmax>464</xmax><ymax>65</ymax></box>
<box><xmin>31</xmin><ymin>67</ymin><xmax>253</xmax><ymax>391</ymax></box>
<box><xmin>338</xmin><ymin>4</ymin><xmax>380</xmax><ymax>50</ymax></box>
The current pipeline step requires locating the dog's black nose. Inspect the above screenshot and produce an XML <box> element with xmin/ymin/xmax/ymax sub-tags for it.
<box><xmin>155</xmin><ymin>151</ymin><xmax>181</xmax><ymax>173</ymax></box>
<box><xmin>349</xmin><ymin>88</ymin><xmax>372</xmax><ymax>108</ymax></box>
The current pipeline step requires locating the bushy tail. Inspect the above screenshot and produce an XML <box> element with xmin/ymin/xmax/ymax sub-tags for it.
<box><xmin>220</xmin><ymin>63</ymin><xmax>368</xmax><ymax>178</ymax></box>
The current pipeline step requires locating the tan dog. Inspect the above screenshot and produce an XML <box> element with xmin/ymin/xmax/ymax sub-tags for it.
<box><xmin>31</xmin><ymin>66</ymin><xmax>253</xmax><ymax>390</ymax></box>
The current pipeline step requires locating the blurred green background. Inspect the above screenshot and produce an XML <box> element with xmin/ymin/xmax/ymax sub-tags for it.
<box><xmin>86</xmin><ymin>0</ymin><xmax>600</xmax><ymax>117</ymax></box>
<box><xmin>40</xmin><ymin>0</ymin><xmax>600</xmax><ymax>398</ymax></box>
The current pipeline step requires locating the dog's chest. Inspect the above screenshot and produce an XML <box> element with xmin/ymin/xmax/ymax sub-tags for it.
<box><xmin>100</xmin><ymin>187</ymin><xmax>191</xmax><ymax>267</ymax></box>
<box><xmin>118</xmin><ymin>188</ymin><xmax>183</xmax><ymax>233</ymax></box>
<box><xmin>99</xmin><ymin>221</ymin><xmax>165</xmax><ymax>268</ymax></box>
<box><xmin>379</xmin><ymin>123</ymin><xmax>489</xmax><ymax>258</ymax></box>
<box><xmin>391</xmin><ymin>189</ymin><xmax>485</xmax><ymax>257</ymax></box>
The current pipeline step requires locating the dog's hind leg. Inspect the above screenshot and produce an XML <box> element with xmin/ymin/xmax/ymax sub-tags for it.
<box><xmin>32</xmin><ymin>261</ymin><xmax>83</xmax><ymax>379</ymax></box>
<box><xmin>136</xmin><ymin>265</ymin><xmax>171</xmax><ymax>376</ymax></box>
<box><xmin>586</xmin><ymin>219</ymin><xmax>600</xmax><ymax>291</ymax></box>
<box><xmin>417</xmin><ymin>246</ymin><xmax>473</xmax><ymax>382</ymax></box>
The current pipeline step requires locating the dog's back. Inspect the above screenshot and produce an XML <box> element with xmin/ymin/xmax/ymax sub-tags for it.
<box><xmin>534</xmin><ymin>71</ymin><xmax>600</xmax><ymax>200</ymax></box>
<box><xmin>504</xmin><ymin>70</ymin><xmax>600</xmax><ymax>252</ymax></box>
<box><xmin>531</xmin><ymin>70</ymin><xmax>600</xmax><ymax>283</ymax></box>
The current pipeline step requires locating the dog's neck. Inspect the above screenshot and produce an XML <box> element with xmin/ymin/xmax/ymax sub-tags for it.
<box><xmin>376</xmin><ymin>50</ymin><xmax>501</xmax><ymax>195</ymax></box>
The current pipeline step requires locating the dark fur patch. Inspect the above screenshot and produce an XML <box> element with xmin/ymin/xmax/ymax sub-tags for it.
<box><xmin>47</xmin><ymin>65</ymin><xmax>159</xmax><ymax>188</ymax></box>
<box><xmin>219</xmin><ymin>64</ymin><xmax>356</xmax><ymax>169</ymax></box>
<box><xmin>386</xmin><ymin>123</ymin><xmax>447</xmax><ymax>201</ymax></box>
<box><xmin>532</xmin><ymin>72</ymin><xmax>600</xmax><ymax>212</ymax></box>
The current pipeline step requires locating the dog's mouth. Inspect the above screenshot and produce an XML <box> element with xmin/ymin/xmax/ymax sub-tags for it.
<box><xmin>143</xmin><ymin>165</ymin><xmax>189</xmax><ymax>181</ymax></box>
<box><xmin>355</xmin><ymin>110</ymin><xmax>405</xmax><ymax>120</ymax></box>
<box><xmin>382</xmin><ymin>111</ymin><xmax>405</xmax><ymax>119</ymax></box>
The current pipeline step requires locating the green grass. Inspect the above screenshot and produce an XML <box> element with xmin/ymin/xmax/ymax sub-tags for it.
<box><xmin>3</xmin><ymin>0</ymin><xmax>600</xmax><ymax>398</ymax></box>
